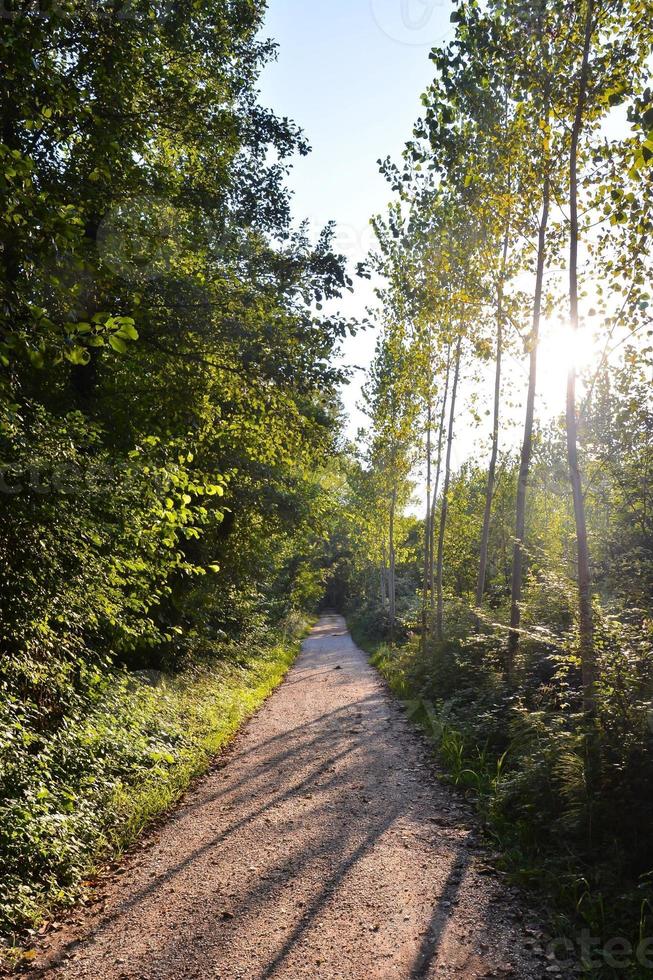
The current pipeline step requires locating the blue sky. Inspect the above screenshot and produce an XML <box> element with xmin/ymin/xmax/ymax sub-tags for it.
<box><xmin>258</xmin><ymin>0</ymin><xmax>456</xmax><ymax>433</ymax></box>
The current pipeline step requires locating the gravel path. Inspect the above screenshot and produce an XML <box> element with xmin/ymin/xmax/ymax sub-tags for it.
<box><xmin>31</xmin><ymin>615</ymin><xmax>545</xmax><ymax>979</ymax></box>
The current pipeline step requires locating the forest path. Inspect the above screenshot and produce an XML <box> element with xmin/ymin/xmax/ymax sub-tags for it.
<box><xmin>33</xmin><ymin>615</ymin><xmax>544</xmax><ymax>980</ymax></box>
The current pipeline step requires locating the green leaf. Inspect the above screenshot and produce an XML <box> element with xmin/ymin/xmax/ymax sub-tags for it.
<box><xmin>66</xmin><ymin>347</ymin><xmax>91</xmax><ymax>366</ymax></box>
<box><xmin>28</xmin><ymin>349</ymin><xmax>45</xmax><ymax>369</ymax></box>
<box><xmin>115</xmin><ymin>322</ymin><xmax>139</xmax><ymax>341</ymax></box>
<box><xmin>109</xmin><ymin>335</ymin><xmax>128</xmax><ymax>354</ymax></box>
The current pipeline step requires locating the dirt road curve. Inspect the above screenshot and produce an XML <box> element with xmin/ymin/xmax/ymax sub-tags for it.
<box><xmin>32</xmin><ymin>615</ymin><xmax>544</xmax><ymax>979</ymax></box>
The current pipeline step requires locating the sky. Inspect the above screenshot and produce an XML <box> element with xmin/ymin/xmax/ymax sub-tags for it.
<box><xmin>258</xmin><ymin>0</ymin><xmax>457</xmax><ymax>437</ymax></box>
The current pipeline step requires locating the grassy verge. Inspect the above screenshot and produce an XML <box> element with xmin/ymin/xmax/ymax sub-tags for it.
<box><xmin>351</xmin><ymin>622</ymin><xmax>653</xmax><ymax>980</ymax></box>
<box><xmin>0</xmin><ymin>620</ymin><xmax>308</xmax><ymax>964</ymax></box>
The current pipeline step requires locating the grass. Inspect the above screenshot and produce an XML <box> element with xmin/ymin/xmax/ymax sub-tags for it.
<box><xmin>0</xmin><ymin>623</ymin><xmax>308</xmax><ymax>967</ymax></box>
<box><xmin>108</xmin><ymin>641</ymin><xmax>300</xmax><ymax>848</ymax></box>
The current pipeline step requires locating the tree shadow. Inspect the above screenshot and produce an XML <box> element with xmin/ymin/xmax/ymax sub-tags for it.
<box><xmin>35</xmin><ymin>617</ymin><xmax>485</xmax><ymax>979</ymax></box>
<box><xmin>409</xmin><ymin>846</ymin><xmax>470</xmax><ymax>977</ymax></box>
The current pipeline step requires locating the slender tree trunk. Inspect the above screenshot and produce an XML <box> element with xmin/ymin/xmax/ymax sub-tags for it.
<box><xmin>422</xmin><ymin>396</ymin><xmax>432</xmax><ymax>640</ymax></box>
<box><xmin>436</xmin><ymin>337</ymin><xmax>462</xmax><ymax>641</ymax></box>
<box><xmin>430</xmin><ymin>346</ymin><xmax>451</xmax><ymax>610</ymax></box>
<box><xmin>476</xmin><ymin>231</ymin><xmax>509</xmax><ymax>608</ymax></box>
<box><xmin>508</xmin><ymin>174</ymin><xmax>551</xmax><ymax>670</ymax></box>
<box><xmin>388</xmin><ymin>485</ymin><xmax>397</xmax><ymax>635</ymax></box>
<box><xmin>567</xmin><ymin>0</ymin><xmax>595</xmax><ymax>714</ymax></box>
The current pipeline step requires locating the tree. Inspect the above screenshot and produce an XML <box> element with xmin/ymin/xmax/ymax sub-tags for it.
<box><xmin>361</xmin><ymin>326</ymin><xmax>417</xmax><ymax>634</ymax></box>
<box><xmin>0</xmin><ymin>0</ymin><xmax>352</xmax><ymax>700</ymax></box>
<box><xmin>566</xmin><ymin>0</ymin><xmax>596</xmax><ymax>711</ymax></box>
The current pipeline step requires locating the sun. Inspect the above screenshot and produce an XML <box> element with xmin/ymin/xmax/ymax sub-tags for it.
<box><xmin>536</xmin><ymin>319</ymin><xmax>601</xmax><ymax>411</ymax></box>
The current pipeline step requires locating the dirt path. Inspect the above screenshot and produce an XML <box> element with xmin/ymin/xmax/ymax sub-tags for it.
<box><xmin>31</xmin><ymin>615</ymin><xmax>546</xmax><ymax>979</ymax></box>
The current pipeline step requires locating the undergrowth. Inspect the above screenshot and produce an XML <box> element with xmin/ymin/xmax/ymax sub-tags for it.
<box><xmin>351</xmin><ymin>617</ymin><xmax>653</xmax><ymax>980</ymax></box>
<box><xmin>0</xmin><ymin>617</ymin><xmax>307</xmax><ymax>962</ymax></box>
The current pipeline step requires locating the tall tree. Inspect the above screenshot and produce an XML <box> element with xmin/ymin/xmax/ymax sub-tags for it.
<box><xmin>476</xmin><ymin>228</ymin><xmax>508</xmax><ymax>607</ymax></box>
<box><xmin>436</xmin><ymin>335</ymin><xmax>462</xmax><ymax>641</ymax></box>
<box><xmin>566</xmin><ymin>0</ymin><xmax>596</xmax><ymax>710</ymax></box>
<box><xmin>430</xmin><ymin>348</ymin><xmax>451</xmax><ymax>609</ymax></box>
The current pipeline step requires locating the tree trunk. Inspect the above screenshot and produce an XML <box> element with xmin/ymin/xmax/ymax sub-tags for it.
<box><xmin>422</xmin><ymin>396</ymin><xmax>432</xmax><ymax>640</ymax></box>
<box><xmin>430</xmin><ymin>346</ymin><xmax>451</xmax><ymax>610</ymax></box>
<box><xmin>388</xmin><ymin>485</ymin><xmax>397</xmax><ymax>636</ymax></box>
<box><xmin>508</xmin><ymin>174</ymin><xmax>551</xmax><ymax>670</ymax></box>
<box><xmin>567</xmin><ymin>0</ymin><xmax>595</xmax><ymax>714</ymax></box>
<box><xmin>476</xmin><ymin>230</ymin><xmax>509</xmax><ymax>608</ymax></box>
<box><xmin>436</xmin><ymin>337</ymin><xmax>462</xmax><ymax>642</ymax></box>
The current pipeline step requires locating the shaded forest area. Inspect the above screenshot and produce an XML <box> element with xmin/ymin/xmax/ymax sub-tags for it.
<box><xmin>327</xmin><ymin>0</ymin><xmax>653</xmax><ymax>974</ymax></box>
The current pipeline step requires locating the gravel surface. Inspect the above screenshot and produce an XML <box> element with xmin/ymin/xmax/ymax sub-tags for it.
<box><xmin>30</xmin><ymin>615</ymin><xmax>546</xmax><ymax>979</ymax></box>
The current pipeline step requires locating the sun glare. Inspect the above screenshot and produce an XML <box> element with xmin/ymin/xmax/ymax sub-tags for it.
<box><xmin>536</xmin><ymin>319</ymin><xmax>601</xmax><ymax>411</ymax></box>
